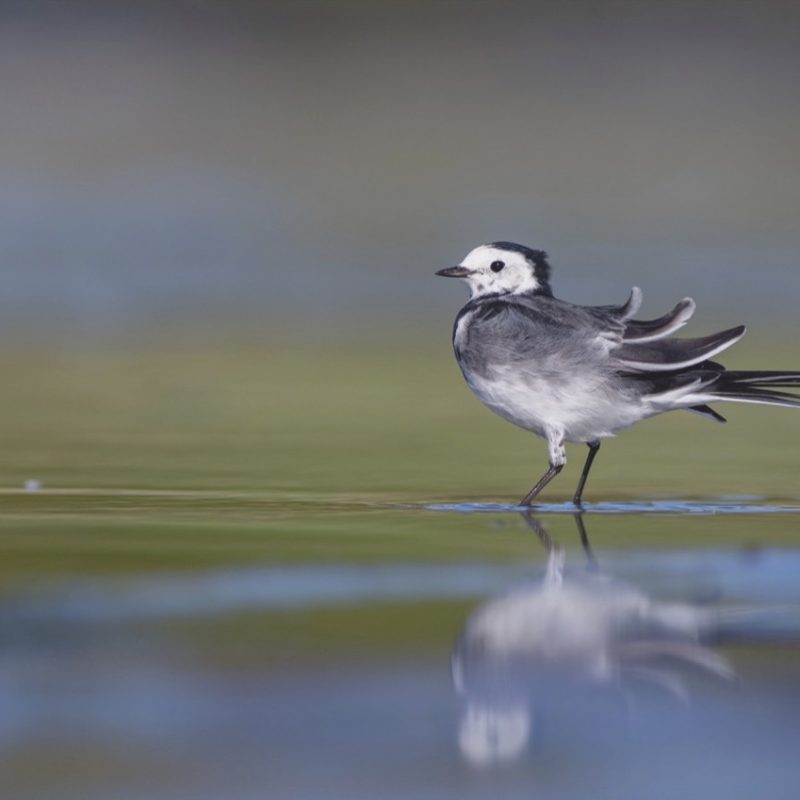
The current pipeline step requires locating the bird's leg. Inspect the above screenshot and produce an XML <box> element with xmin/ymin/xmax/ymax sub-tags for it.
<box><xmin>572</xmin><ymin>440</ymin><xmax>601</xmax><ymax>507</ymax></box>
<box><xmin>519</xmin><ymin>465</ymin><xmax>563</xmax><ymax>505</ymax></box>
<box><xmin>519</xmin><ymin>434</ymin><xmax>565</xmax><ymax>506</ymax></box>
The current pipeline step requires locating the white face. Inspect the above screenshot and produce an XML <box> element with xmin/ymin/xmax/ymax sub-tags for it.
<box><xmin>459</xmin><ymin>245</ymin><xmax>541</xmax><ymax>298</ymax></box>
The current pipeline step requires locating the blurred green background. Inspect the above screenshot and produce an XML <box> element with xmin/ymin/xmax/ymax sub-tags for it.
<box><xmin>2</xmin><ymin>338</ymin><xmax>800</xmax><ymax>590</ymax></box>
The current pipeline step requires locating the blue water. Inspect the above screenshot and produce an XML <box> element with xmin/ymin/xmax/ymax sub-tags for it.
<box><xmin>3</xmin><ymin>505</ymin><xmax>800</xmax><ymax>800</ymax></box>
<box><xmin>4</xmin><ymin>549</ymin><xmax>800</xmax><ymax>624</ymax></box>
<box><xmin>424</xmin><ymin>499</ymin><xmax>800</xmax><ymax>515</ymax></box>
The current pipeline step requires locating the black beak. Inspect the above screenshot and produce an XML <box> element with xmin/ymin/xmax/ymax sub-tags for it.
<box><xmin>435</xmin><ymin>266</ymin><xmax>472</xmax><ymax>278</ymax></box>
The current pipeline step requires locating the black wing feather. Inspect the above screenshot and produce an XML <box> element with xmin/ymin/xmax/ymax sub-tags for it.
<box><xmin>615</xmin><ymin>326</ymin><xmax>746</xmax><ymax>371</ymax></box>
<box><xmin>624</xmin><ymin>298</ymin><xmax>696</xmax><ymax>342</ymax></box>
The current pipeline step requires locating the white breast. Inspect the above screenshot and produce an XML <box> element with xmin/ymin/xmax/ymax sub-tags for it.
<box><xmin>462</xmin><ymin>363</ymin><xmax>644</xmax><ymax>444</ymax></box>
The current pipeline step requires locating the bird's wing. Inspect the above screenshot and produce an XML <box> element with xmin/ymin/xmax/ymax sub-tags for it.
<box><xmin>623</xmin><ymin>298</ymin><xmax>697</xmax><ymax>342</ymax></box>
<box><xmin>611</xmin><ymin>325</ymin><xmax>746</xmax><ymax>372</ymax></box>
<box><xmin>591</xmin><ymin>288</ymin><xmax>697</xmax><ymax>342</ymax></box>
<box><xmin>589</xmin><ymin>287</ymin><xmax>642</xmax><ymax>322</ymax></box>
<box><xmin>461</xmin><ymin>294</ymin><xmax>744</xmax><ymax>377</ymax></box>
<box><xmin>457</xmin><ymin>295</ymin><xmax>623</xmax><ymax>373</ymax></box>
<box><xmin>590</xmin><ymin>287</ymin><xmax>744</xmax><ymax>374</ymax></box>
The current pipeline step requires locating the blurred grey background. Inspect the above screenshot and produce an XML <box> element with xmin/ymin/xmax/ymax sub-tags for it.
<box><xmin>2</xmin><ymin>0</ymin><xmax>799</xmax><ymax>344</ymax></box>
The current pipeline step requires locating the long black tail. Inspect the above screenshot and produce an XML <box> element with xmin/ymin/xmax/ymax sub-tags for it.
<box><xmin>710</xmin><ymin>370</ymin><xmax>800</xmax><ymax>409</ymax></box>
<box><xmin>721</xmin><ymin>371</ymin><xmax>800</xmax><ymax>388</ymax></box>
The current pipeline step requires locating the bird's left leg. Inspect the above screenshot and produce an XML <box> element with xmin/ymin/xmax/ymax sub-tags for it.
<box><xmin>572</xmin><ymin>440</ymin><xmax>601</xmax><ymax>507</ymax></box>
<box><xmin>519</xmin><ymin>432</ymin><xmax>566</xmax><ymax>506</ymax></box>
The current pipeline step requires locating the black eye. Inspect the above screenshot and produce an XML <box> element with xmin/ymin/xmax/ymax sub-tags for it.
<box><xmin>490</xmin><ymin>260</ymin><xmax>505</xmax><ymax>272</ymax></box>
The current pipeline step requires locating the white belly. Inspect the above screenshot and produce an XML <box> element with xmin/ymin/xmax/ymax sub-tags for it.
<box><xmin>463</xmin><ymin>364</ymin><xmax>643</xmax><ymax>443</ymax></box>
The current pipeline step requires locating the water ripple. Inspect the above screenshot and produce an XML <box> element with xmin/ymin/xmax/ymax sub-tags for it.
<box><xmin>424</xmin><ymin>499</ymin><xmax>800</xmax><ymax>515</ymax></box>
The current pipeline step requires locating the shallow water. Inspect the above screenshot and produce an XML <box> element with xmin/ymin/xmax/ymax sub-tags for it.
<box><xmin>425</xmin><ymin>499</ymin><xmax>800</xmax><ymax>515</ymax></box>
<box><xmin>2</xmin><ymin>498</ymin><xmax>800</xmax><ymax>800</ymax></box>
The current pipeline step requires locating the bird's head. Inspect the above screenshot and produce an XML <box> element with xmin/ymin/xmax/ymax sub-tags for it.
<box><xmin>436</xmin><ymin>242</ymin><xmax>553</xmax><ymax>299</ymax></box>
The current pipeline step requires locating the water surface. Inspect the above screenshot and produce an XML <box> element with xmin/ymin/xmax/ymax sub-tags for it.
<box><xmin>2</xmin><ymin>496</ymin><xmax>800</xmax><ymax>800</ymax></box>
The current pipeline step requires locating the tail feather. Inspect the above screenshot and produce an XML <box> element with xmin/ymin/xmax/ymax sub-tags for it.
<box><xmin>710</xmin><ymin>395</ymin><xmax>800</xmax><ymax>410</ymax></box>
<box><xmin>707</xmin><ymin>369</ymin><xmax>800</xmax><ymax>409</ymax></box>
<box><xmin>629</xmin><ymin>353</ymin><xmax>800</xmax><ymax>415</ymax></box>
<box><xmin>688</xmin><ymin>404</ymin><xmax>727</xmax><ymax>423</ymax></box>
<box><xmin>707</xmin><ymin>383</ymin><xmax>800</xmax><ymax>410</ymax></box>
<box><xmin>720</xmin><ymin>371</ymin><xmax>800</xmax><ymax>388</ymax></box>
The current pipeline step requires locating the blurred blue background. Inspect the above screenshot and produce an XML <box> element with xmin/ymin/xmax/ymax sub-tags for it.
<box><xmin>3</xmin><ymin>0</ymin><xmax>800</xmax><ymax>345</ymax></box>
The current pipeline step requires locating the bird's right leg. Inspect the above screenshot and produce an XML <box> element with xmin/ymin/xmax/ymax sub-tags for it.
<box><xmin>519</xmin><ymin>432</ymin><xmax>566</xmax><ymax>506</ymax></box>
<box><xmin>572</xmin><ymin>440</ymin><xmax>601</xmax><ymax>507</ymax></box>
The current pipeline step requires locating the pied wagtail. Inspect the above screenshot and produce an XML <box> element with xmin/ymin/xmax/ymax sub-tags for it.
<box><xmin>437</xmin><ymin>242</ymin><xmax>800</xmax><ymax>505</ymax></box>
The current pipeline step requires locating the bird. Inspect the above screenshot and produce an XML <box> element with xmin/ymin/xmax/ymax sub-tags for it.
<box><xmin>436</xmin><ymin>241</ymin><xmax>800</xmax><ymax>506</ymax></box>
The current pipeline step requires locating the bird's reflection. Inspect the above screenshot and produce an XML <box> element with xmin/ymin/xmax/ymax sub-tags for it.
<box><xmin>452</xmin><ymin>512</ymin><xmax>736</xmax><ymax>766</ymax></box>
